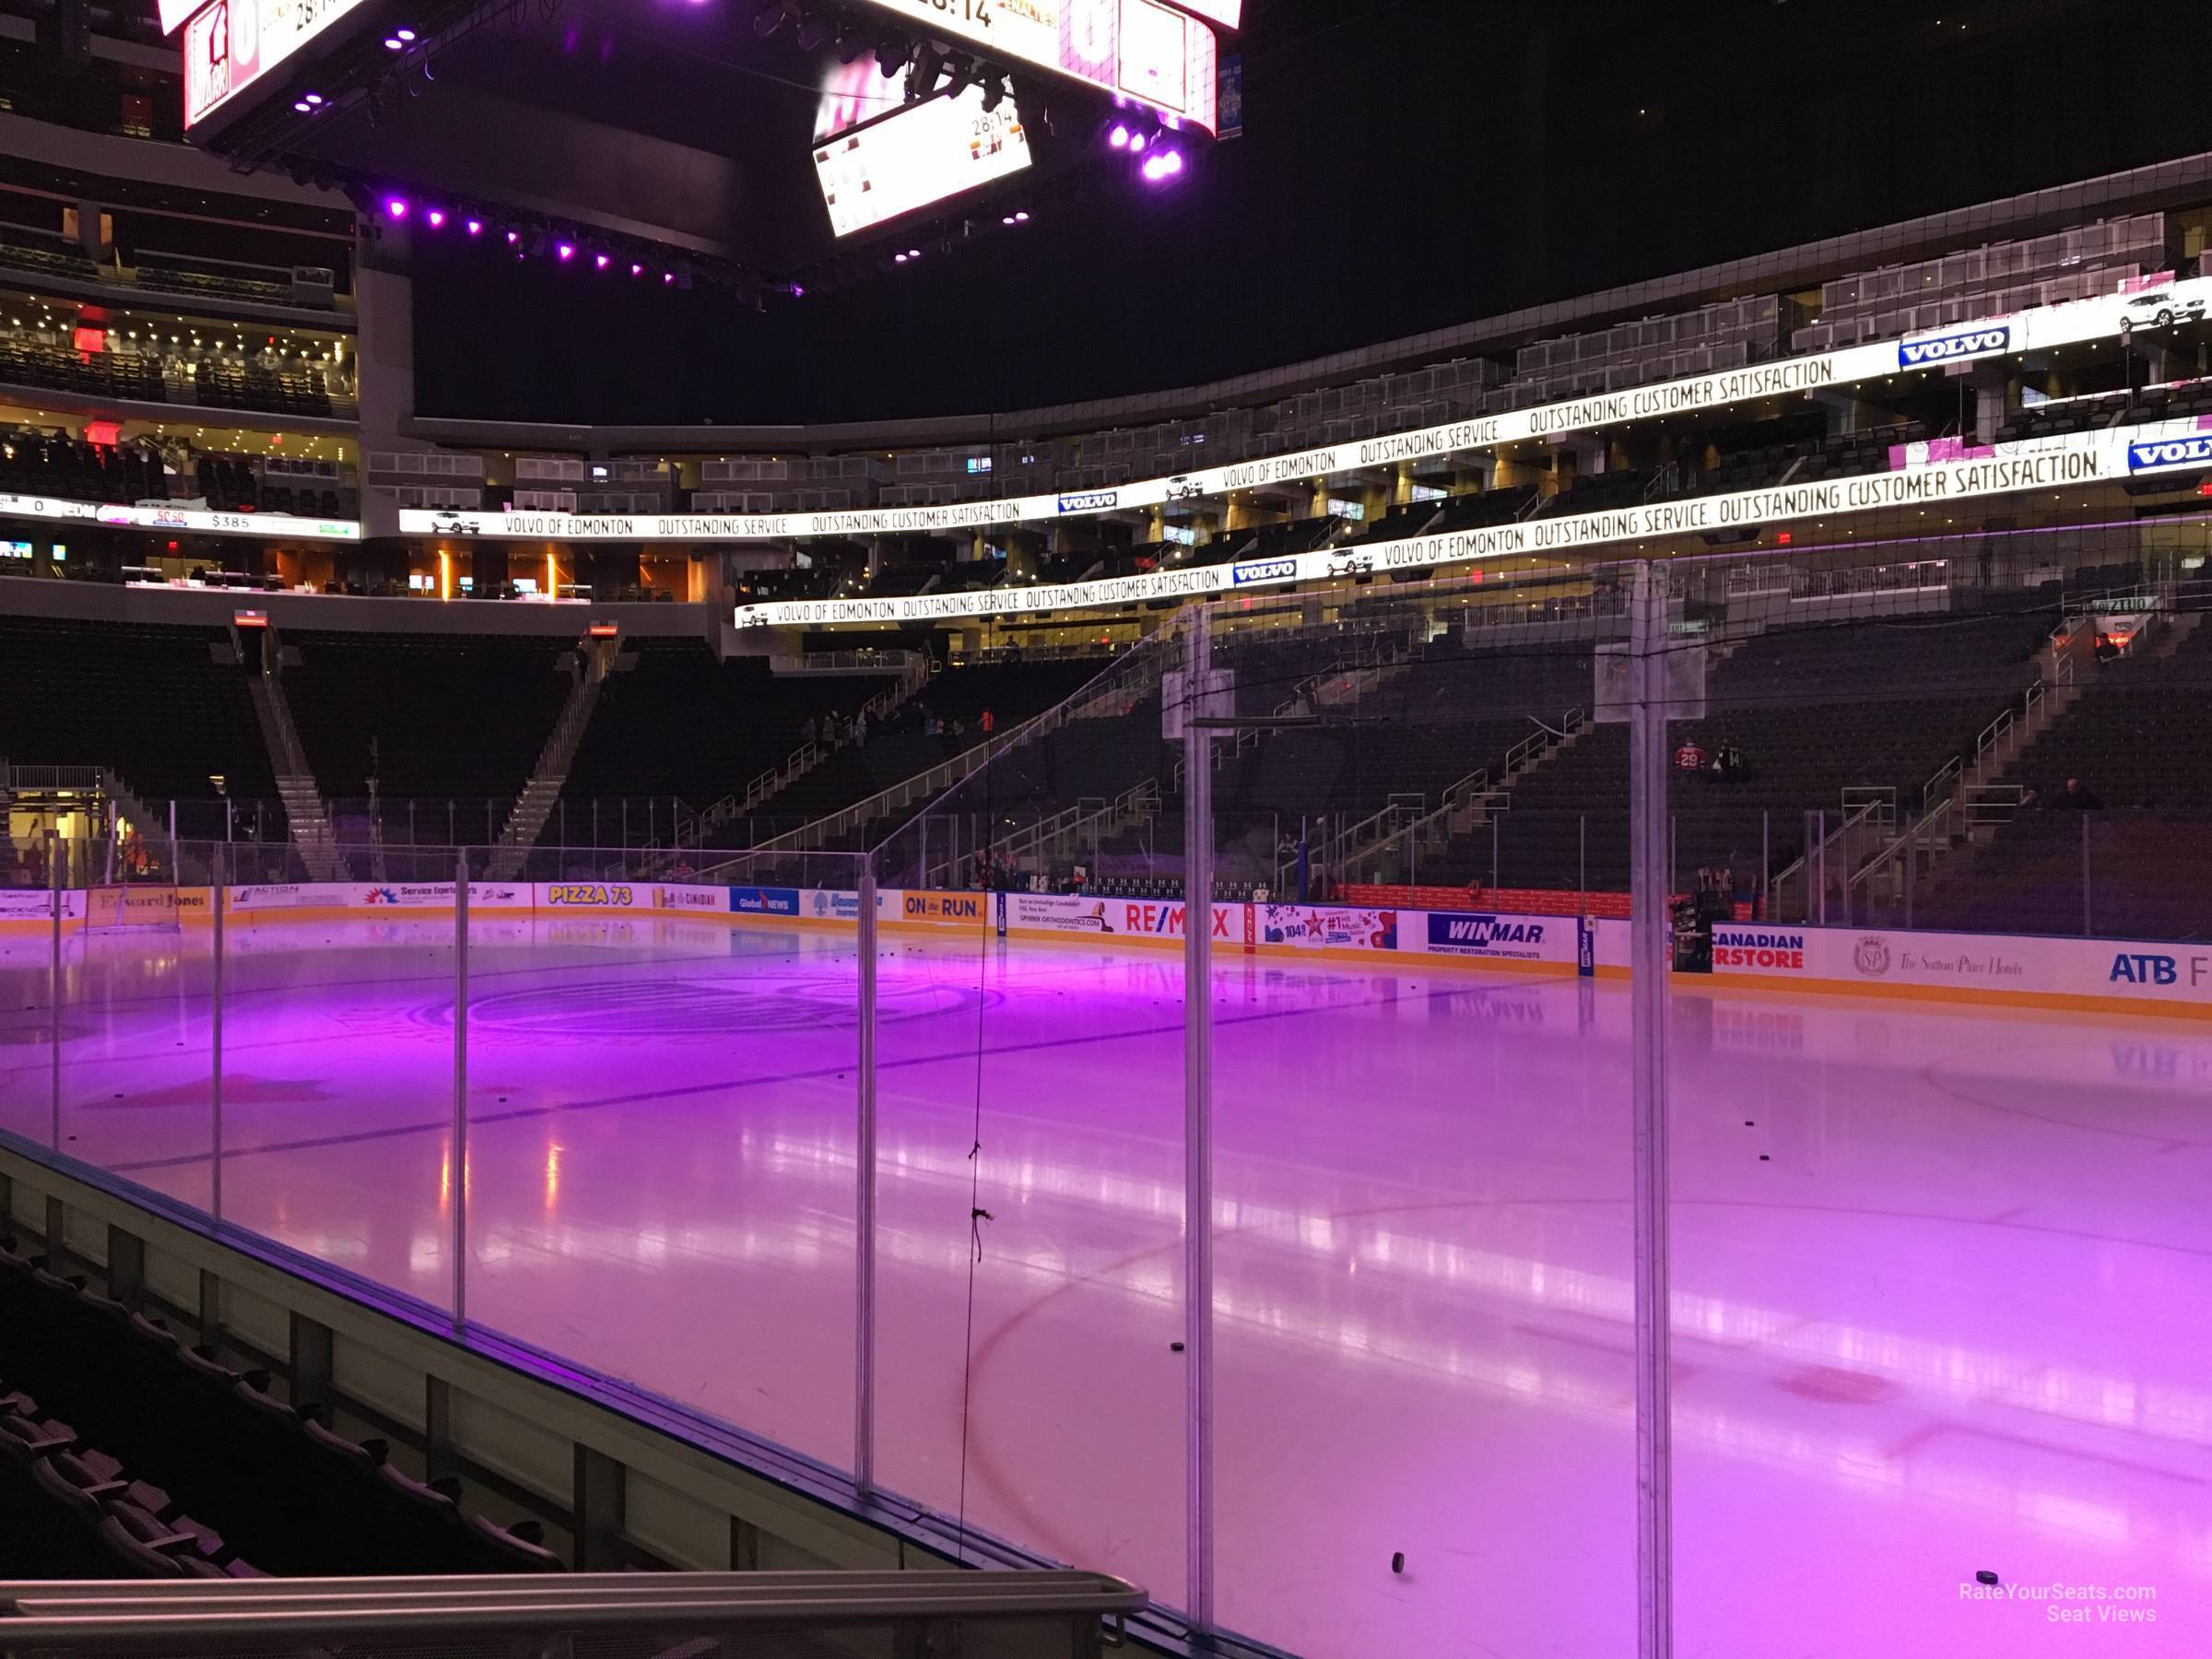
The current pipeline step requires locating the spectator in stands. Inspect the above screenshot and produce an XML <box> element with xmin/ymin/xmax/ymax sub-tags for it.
<box><xmin>1674</xmin><ymin>737</ymin><xmax>1707</xmax><ymax>774</ymax></box>
<box><xmin>800</xmin><ymin>714</ymin><xmax>818</xmax><ymax>747</ymax></box>
<box><xmin>853</xmin><ymin>710</ymin><xmax>868</xmax><ymax>747</ymax></box>
<box><xmin>2053</xmin><ymin>776</ymin><xmax>2104</xmax><ymax>811</ymax></box>
<box><xmin>2093</xmin><ymin>632</ymin><xmax>2121</xmax><ymax>665</ymax></box>
<box><xmin>980</xmin><ymin>708</ymin><xmax>996</xmax><ymax>735</ymax></box>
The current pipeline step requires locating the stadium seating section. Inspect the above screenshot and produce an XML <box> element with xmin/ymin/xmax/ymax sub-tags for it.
<box><xmin>285</xmin><ymin>631</ymin><xmax>575</xmax><ymax>806</ymax></box>
<box><xmin>0</xmin><ymin>613</ymin><xmax>272</xmax><ymax>804</ymax></box>
<box><xmin>0</xmin><ymin>1234</ymin><xmax>560</xmax><ymax>1579</ymax></box>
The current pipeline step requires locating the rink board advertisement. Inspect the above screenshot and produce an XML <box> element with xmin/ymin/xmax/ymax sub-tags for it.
<box><xmin>14</xmin><ymin>877</ymin><xmax>2212</xmax><ymax>1015</ymax></box>
<box><xmin>1664</xmin><ymin>921</ymin><xmax>2212</xmax><ymax>1013</ymax></box>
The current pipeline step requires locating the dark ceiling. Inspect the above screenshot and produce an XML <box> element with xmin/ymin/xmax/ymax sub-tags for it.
<box><xmin>393</xmin><ymin>0</ymin><xmax>2212</xmax><ymax>426</ymax></box>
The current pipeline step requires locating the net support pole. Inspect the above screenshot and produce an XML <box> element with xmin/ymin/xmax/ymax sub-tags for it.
<box><xmin>1626</xmin><ymin>561</ymin><xmax>1675</xmax><ymax>1659</ymax></box>
<box><xmin>1181</xmin><ymin>605</ymin><xmax>1217</xmax><ymax>1637</ymax></box>
<box><xmin>451</xmin><ymin>853</ymin><xmax>469</xmax><ymax>1333</ymax></box>
<box><xmin>853</xmin><ymin>865</ymin><xmax>879</xmax><ymax>1496</ymax></box>
<box><xmin>210</xmin><ymin>847</ymin><xmax>226</xmax><ymax>1225</ymax></box>
<box><xmin>49</xmin><ymin>830</ymin><xmax>63</xmax><ymax>1150</ymax></box>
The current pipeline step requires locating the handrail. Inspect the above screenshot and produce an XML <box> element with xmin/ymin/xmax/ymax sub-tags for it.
<box><xmin>0</xmin><ymin>1571</ymin><xmax>1147</xmax><ymax>1648</ymax></box>
<box><xmin>708</xmin><ymin>628</ymin><xmax>1171</xmax><ymax>867</ymax></box>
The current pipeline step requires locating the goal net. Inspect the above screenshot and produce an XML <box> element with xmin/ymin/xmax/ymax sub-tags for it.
<box><xmin>85</xmin><ymin>882</ymin><xmax>183</xmax><ymax>932</ymax></box>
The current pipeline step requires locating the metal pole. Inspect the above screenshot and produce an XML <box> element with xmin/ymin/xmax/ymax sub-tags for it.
<box><xmin>2081</xmin><ymin>812</ymin><xmax>2092</xmax><ymax>938</ymax></box>
<box><xmin>210</xmin><ymin>848</ymin><xmax>226</xmax><ymax>1223</ymax></box>
<box><xmin>49</xmin><ymin>830</ymin><xmax>63</xmax><ymax>1150</ymax></box>
<box><xmin>1903</xmin><ymin>830</ymin><xmax>1914</xmax><ymax>930</ymax></box>
<box><xmin>451</xmin><ymin>853</ymin><xmax>469</xmax><ymax>1332</ymax></box>
<box><xmin>168</xmin><ymin>799</ymin><xmax>178</xmax><ymax>881</ymax></box>
<box><xmin>1181</xmin><ymin>607</ymin><xmax>1217</xmax><ymax>1636</ymax></box>
<box><xmin>1625</xmin><ymin>563</ymin><xmax>1674</xmax><ymax>1659</ymax></box>
<box><xmin>1816</xmin><ymin>810</ymin><xmax>1828</xmax><ymax>927</ymax></box>
<box><xmin>853</xmin><ymin>865</ymin><xmax>879</xmax><ymax>1493</ymax></box>
<box><xmin>1760</xmin><ymin>810</ymin><xmax>1770</xmax><ymax>921</ymax></box>
<box><xmin>1491</xmin><ymin>813</ymin><xmax>1500</xmax><ymax>895</ymax></box>
<box><xmin>1580</xmin><ymin>812</ymin><xmax>1587</xmax><ymax>907</ymax></box>
<box><xmin>225</xmin><ymin>796</ymin><xmax>233</xmax><ymax>843</ymax></box>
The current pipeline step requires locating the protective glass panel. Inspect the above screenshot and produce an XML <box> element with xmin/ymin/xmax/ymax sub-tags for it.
<box><xmin>1665</xmin><ymin>527</ymin><xmax>2212</xmax><ymax>1651</ymax></box>
<box><xmin>457</xmin><ymin>842</ymin><xmax>863</xmax><ymax>1473</ymax></box>
<box><xmin>209</xmin><ymin>836</ymin><xmax>460</xmax><ymax>1318</ymax></box>
<box><xmin>866</xmin><ymin>641</ymin><xmax>1188</xmax><ymax>1597</ymax></box>
<box><xmin>1209</xmin><ymin>569</ymin><xmax>1637</xmax><ymax>1656</ymax></box>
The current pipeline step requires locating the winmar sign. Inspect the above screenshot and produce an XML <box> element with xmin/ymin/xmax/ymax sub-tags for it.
<box><xmin>1897</xmin><ymin>324</ymin><xmax>2011</xmax><ymax>369</ymax></box>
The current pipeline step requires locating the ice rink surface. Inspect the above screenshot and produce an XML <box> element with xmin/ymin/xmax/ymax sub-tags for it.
<box><xmin>3</xmin><ymin>914</ymin><xmax>2207</xmax><ymax>1658</ymax></box>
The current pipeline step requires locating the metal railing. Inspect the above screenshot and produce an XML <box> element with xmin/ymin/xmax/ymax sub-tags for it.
<box><xmin>724</xmin><ymin>629</ymin><xmax>1172</xmax><ymax>863</ymax></box>
<box><xmin>0</xmin><ymin>1571</ymin><xmax>1147</xmax><ymax>1655</ymax></box>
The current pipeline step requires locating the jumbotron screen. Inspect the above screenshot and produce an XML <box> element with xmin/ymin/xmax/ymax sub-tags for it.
<box><xmin>814</xmin><ymin>87</ymin><xmax>1033</xmax><ymax>238</ymax></box>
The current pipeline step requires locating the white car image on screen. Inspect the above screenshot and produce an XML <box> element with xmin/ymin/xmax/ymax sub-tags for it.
<box><xmin>2118</xmin><ymin>290</ymin><xmax>2207</xmax><ymax>336</ymax></box>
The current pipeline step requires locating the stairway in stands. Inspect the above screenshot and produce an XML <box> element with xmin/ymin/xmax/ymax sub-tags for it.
<box><xmin>244</xmin><ymin>635</ymin><xmax>349</xmax><ymax>883</ymax></box>
<box><xmin>488</xmin><ymin>639</ymin><xmax>617</xmax><ymax>879</ymax></box>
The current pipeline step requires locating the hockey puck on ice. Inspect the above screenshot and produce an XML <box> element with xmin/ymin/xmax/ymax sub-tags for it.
<box><xmin>1976</xmin><ymin>1571</ymin><xmax>2000</xmax><ymax>1586</ymax></box>
<box><xmin>1170</xmin><ymin>1342</ymin><xmax>1184</xmax><ymax>1353</ymax></box>
<box><xmin>1391</xmin><ymin>1552</ymin><xmax>1406</xmax><ymax>1574</ymax></box>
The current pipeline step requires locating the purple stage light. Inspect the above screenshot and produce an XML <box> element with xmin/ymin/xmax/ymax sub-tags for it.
<box><xmin>383</xmin><ymin>36</ymin><xmax>404</xmax><ymax>50</ymax></box>
<box><xmin>395</xmin><ymin>26</ymin><xmax>417</xmax><ymax>40</ymax></box>
<box><xmin>907</xmin><ymin>248</ymin><xmax>920</xmax><ymax>258</ymax></box>
<box><xmin>465</xmin><ymin>218</ymin><xmax>483</xmax><ymax>236</ymax></box>
<box><xmin>894</xmin><ymin>253</ymin><xmax>908</xmax><ymax>264</ymax></box>
<box><xmin>425</xmin><ymin>208</ymin><xmax>445</xmax><ymax>229</ymax></box>
<box><xmin>505</xmin><ymin>229</ymin><xmax>521</xmax><ymax>244</ymax></box>
<box><xmin>293</xmin><ymin>100</ymin><xmax>312</xmax><ymax>112</ymax></box>
<box><xmin>662</xmin><ymin>271</ymin><xmax>675</xmax><ymax>284</ymax></box>
<box><xmin>791</xmin><ymin>283</ymin><xmax>805</xmax><ymax>297</ymax></box>
<box><xmin>1140</xmin><ymin>153</ymin><xmax>1175</xmax><ymax>182</ymax></box>
<box><xmin>383</xmin><ymin>196</ymin><xmax>408</xmax><ymax>219</ymax></box>
<box><xmin>557</xmin><ymin>242</ymin><xmax>575</xmax><ymax>262</ymax></box>
<box><xmin>1160</xmin><ymin>150</ymin><xmax>1184</xmax><ymax>175</ymax></box>
<box><xmin>594</xmin><ymin>252</ymin><xmax>610</xmax><ymax>270</ymax></box>
<box><xmin>303</xmin><ymin>92</ymin><xmax>324</xmax><ymax>104</ymax></box>
<box><xmin>1129</xmin><ymin>131</ymin><xmax>1147</xmax><ymax>153</ymax></box>
<box><xmin>1015</xmin><ymin>210</ymin><xmax>1030</xmax><ymax>222</ymax></box>
<box><xmin>629</xmin><ymin>262</ymin><xmax>642</xmax><ymax>276</ymax></box>
<box><xmin>1108</xmin><ymin>124</ymin><xmax>1130</xmax><ymax>149</ymax></box>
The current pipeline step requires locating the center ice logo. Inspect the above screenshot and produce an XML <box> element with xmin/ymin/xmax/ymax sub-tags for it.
<box><xmin>1897</xmin><ymin>324</ymin><xmax>2009</xmax><ymax>369</ymax></box>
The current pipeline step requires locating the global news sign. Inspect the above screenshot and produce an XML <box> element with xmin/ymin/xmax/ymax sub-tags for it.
<box><xmin>1897</xmin><ymin>324</ymin><xmax>2011</xmax><ymax>370</ymax></box>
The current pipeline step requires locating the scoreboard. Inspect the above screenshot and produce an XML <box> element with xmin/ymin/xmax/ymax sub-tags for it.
<box><xmin>856</xmin><ymin>0</ymin><xmax>1225</xmax><ymax>132</ymax></box>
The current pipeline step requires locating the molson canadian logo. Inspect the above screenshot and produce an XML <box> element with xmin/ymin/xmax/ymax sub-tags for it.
<box><xmin>1897</xmin><ymin>324</ymin><xmax>2010</xmax><ymax>369</ymax></box>
<box><xmin>547</xmin><ymin>883</ymin><xmax>633</xmax><ymax>906</ymax></box>
<box><xmin>2126</xmin><ymin>433</ymin><xmax>2212</xmax><ymax>473</ymax></box>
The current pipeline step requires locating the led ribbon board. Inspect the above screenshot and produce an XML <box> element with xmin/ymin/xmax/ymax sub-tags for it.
<box><xmin>727</xmin><ymin>417</ymin><xmax>2206</xmax><ymax>626</ymax></box>
<box><xmin>399</xmin><ymin>275</ymin><xmax>2212</xmax><ymax>547</ymax></box>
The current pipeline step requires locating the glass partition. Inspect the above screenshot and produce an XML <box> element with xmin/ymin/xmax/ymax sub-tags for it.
<box><xmin>1207</xmin><ymin>573</ymin><xmax>1638</xmax><ymax>1655</ymax></box>
<box><xmin>456</xmin><ymin>845</ymin><xmax>864</xmax><ymax>1471</ymax></box>
<box><xmin>865</xmin><ymin>635</ymin><xmax>1188</xmax><ymax>1597</ymax></box>
<box><xmin>1665</xmin><ymin>547</ymin><xmax>2212</xmax><ymax>1652</ymax></box>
